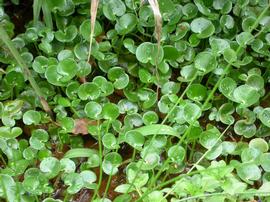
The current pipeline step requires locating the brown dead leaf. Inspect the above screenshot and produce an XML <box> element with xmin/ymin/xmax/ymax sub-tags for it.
<box><xmin>72</xmin><ymin>118</ymin><xmax>97</xmax><ymax>135</ymax></box>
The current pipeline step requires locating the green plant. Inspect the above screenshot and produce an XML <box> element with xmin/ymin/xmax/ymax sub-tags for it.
<box><xmin>0</xmin><ymin>0</ymin><xmax>270</xmax><ymax>201</ymax></box>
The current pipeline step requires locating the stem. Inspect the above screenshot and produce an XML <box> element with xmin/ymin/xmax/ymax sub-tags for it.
<box><xmin>63</xmin><ymin>192</ymin><xmax>70</xmax><ymax>202</ymax></box>
<box><xmin>102</xmin><ymin>122</ymin><xmax>114</xmax><ymax>200</ymax></box>
<box><xmin>92</xmin><ymin>120</ymin><xmax>103</xmax><ymax>201</ymax></box>
<box><xmin>103</xmin><ymin>173</ymin><xmax>113</xmax><ymax>200</ymax></box>
<box><xmin>0</xmin><ymin>26</ymin><xmax>53</xmax><ymax>117</ymax></box>
<box><xmin>188</xmin><ymin>140</ymin><xmax>196</xmax><ymax>162</ymax></box>
<box><xmin>131</xmin><ymin>149</ymin><xmax>136</xmax><ymax>161</ymax></box>
<box><xmin>35</xmin><ymin>195</ymin><xmax>39</xmax><ymax>202</ymax></box>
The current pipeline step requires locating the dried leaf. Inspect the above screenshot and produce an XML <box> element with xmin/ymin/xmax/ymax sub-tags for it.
<box><xmin>72</xmin><ymin>118</ymin><xmax>97</xmax><ymax>135</ymax></box>
<box><xmin>87</xmin><ymin>0</ymin><xmax>100</xmax><ymax>62</ymax></box>
<box><xmin>148</xmin><ymin>0</ymin><xmax>162</xmax><ymax>48</ymax></box>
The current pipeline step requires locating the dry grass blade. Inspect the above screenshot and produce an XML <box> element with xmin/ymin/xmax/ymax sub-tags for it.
<box><xmin>87</xmin><ymin>0</ymin><xmax>99</xmax><ymax>63</ymax></box>
<box><xmin>148</xmin><ymin>0</ymin><xmax>162</xmax><ymax>49</ymax></box>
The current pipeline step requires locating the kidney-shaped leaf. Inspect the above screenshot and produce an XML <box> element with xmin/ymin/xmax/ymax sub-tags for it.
<box><xmin>194</xmin><ymin>51</ymin><xmax>217</xmax><ymax>74</ymax></box>
<box><xmin>40</xmin><ymin>157</ymin><xmax>61</xmax><ymax>179</ymax></box>
<box><xmin>102</xmin><ymin>152</ymin><xmax>122</xmax><ymax>175</ymax></box>
<box><xmin>191</xmin><ymin>17</ymin><xmax>215</xmax><ymax>38</ymax></box>
<box><xmin>23</xmin><ymin>110</ymin><xmax>41</xmax><ymax>125</ymax></box>
<box><xmin>125</xmin><ymin>131</ymin><xmax>145</xmax><ymax>150</ymax></box>
<box><xmin>136</xmin><ymin>42</ymin><xmax>164</xmax><ymax>65</ymax></box>
<box><xmin>259</xmin><ymin>108</ymin><xmax>270</xmax><ymax>128</ymax></box>
<box><xmin>115</xmin><ymin>13</ymin><xmax>137</xmax><ymax>35</ymax></box>
<box><xmin>233</xmin><ymin>85</ymin><xmax>260</xmax><ymax>107</ymax></box>
<box><xmin>108</xmin><ymin>67</ymin><xmax>129</xmax><ymax>89</ymax></box>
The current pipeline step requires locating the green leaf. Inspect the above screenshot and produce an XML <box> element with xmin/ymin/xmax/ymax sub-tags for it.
<box><xmin>249</xmin><ymin>138</ymin><xmax>269</xmax><ymax>153</ymax></box>
<box><xmin>64</xmin><ymin>148</ymin><xmax>98</xmax><ymax>158</ymax></box>
<box><xmin>259</xmin><ymin>108</ymin><xmax>270</xmax><ymax>128</ymax></box>
<box><xmin>0</xmin><ymin>174</ymin><xmax>16</xmax><ymax>202</ymax></box>
<box><xmin>80</xmin><ymin>170</ymin><xmax>97</xmax><ymax>188</ymax></box>
<box><xmin>260</xmin><ymin>153</ymin><xmax>270</xmax><ymax>172</ymax></box>
<box><xmin>163</xmin><ymin>45</ymin><xmax>181</xmax><ymax>60</ymax></box>
<box><xmin>102</xmin><ymin>0</ymin><xmax>126</xmax><ymax>21</ymax></box>
<box><xmin>79</xmin><ymin>19</ymin><xmax>102</xmax><ymax>41</ymax></box>
<box><xmin>223</xmin><ymin>48</ymin><xmax>237</xmax><ymax>63</ymax></box>
<box><xmin>136</xmin><ymin>42</ymin><xmax>164</xmax><ymax>65</ymax></box>
<box><xmin>63</xmin><ymin>173</ymin><xmax>84</xmax><ymax>194</ymax></box>
<box><xmin>32</xmin><ymin>56</ymin><xmax>50</xmax><ymax>74</ymax></box>
<box><xmin>236</xmin><ymin>32</ymin><xmax>254</xmax><ymax>46</ymax></box>
<box><xmin>246</xmin><ymin>74</ymin><xmax>264</xmax><ymax>91</ymax></box>
<box><xmin>142</xmin><ymin>111</ymin><xmax>159</xmax><ymax>125</ymax></box>
<box><xmin>190</xmin><ymin>17</ymin><xmax>215</xmax><ymax>38</ymax></box>
<box><xmin>102</xmin><ymin>152</ymin><xmax>122</xmax><ymax>175</ymax></box>
<box><xmin>182</xmin><ymin>3</ymin><xmax>198</xmax><ymax>20</ymax></box>
<box><xmin>40</xmin><ymin>157</ymin><xmax>61</xmax><ymax>179</ymax></box>
<box><xmin>237</xmin><ymin>163</ymin><xmax>261</xmax><ymax>182</ymax></box>
<box><xmin>168</xmin><ymin>145</ymin><xmax>185</xmax><ymax>163</ymax></box>
<box><xmin>183</xmin><ymin>102</ymin><xmax>201</xmax><ymax>124</ymax></box>
<box><xmin>84</xmin><ymin>101</ymin><xmax>102</xmax><ymax>119</ymax></box>
<box><xmin>125</xmin><ymin>131</ymin><xmax>145</xmax><ymax>150</ymax></box>
<box><xmin>114</xmin><ymin>184</ymin><xmax>134</xmax><ymax>193</ymax></box>
<box><xmin>30</xmin><ymin>129</ymin><xmax>49</xmax><ymax>150</ymax></box>
<box><xmin>108</xmin><ymin>67</ymin><xmax>129</xmax><ymax>89</ymax></box>
<box><xmin>0</xmin><ymin>126</ymin><xmax>22</xmax><ymax>138</ymax></box>
<box><xmin>56</xmin><ymin>58</ymin><xmax>78</xmax><ymax>82</ymax></box>
<box><xmin>161</xmin><ymin>81</ymin><xmax>180</xmax><ymax>95</ymax></box>
<box><xmin>115</xmin><ymin>13</ymin><xmax>137</xmax><ymax>35</ymax></box>
<box><xmin>60</xmin><ymin>158</ymin><xmax>76</xmax><ymax>173</ymax></box>
<box><xmin>194</xmin><ymin>51</ymin><xmax>217</xmax><ymax>74</ymax></box>
<box><xmin>233</xmin><ymin>85</ymin><xmax>260</xmax><ymax>107</ymax></box>
<box><xmin>219</xmin><ymin>77</ymin><xmax>236</xmax><ymax>100</ymax></box>
<box><xmin>55</xmin><ymin>25</ymin><xmax>77</xmax><ymax>42</ymax></box>
<box><xmin>186</xmin><ymin>84</ymin><xmax>207</xmax><ymax>101</ymax></box>
<box><xmin>131</xmin><ymin>124</ymin><xmax>179</xmax><ymax>137</ymax></box>
<box><xmin>102</xmin><ymin>103</ymin><xmax>119</xmax><ymax>120</ymax></box>
<box><xmin>45</xmin><ymin>59</ymin><xmax>78</xmax><ymax>86</ymax></box>
<box><xmin>200</xmin><ymin>127</ymin><xmax>220</xmax><ymax>149</ymax></box>
<box><xmin>23</xmin><ymin>110</ymin><xmax>41</xmax><ymax>125</ymax></box>
<box><xmin>210</xmin><ymin>37</ymin><xmax>230</xmax><ymax>55</ymax></box>
<box><xmin>102</xmin><ymin>133</ymin><xmax>119</xmax><ymax>150</ymax></box>
<box><xmin>78</xmin><ymin>82</ymin><xmax>101</xmax><ymax>100</ymax></box>
<box><xmin>234</xmin><ymin>120</ymin><xmax>256</xmax><ymax>138</ymax></box>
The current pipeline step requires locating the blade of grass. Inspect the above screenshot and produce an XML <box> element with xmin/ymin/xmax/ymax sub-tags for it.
<box><xmin>41</xmin><ymin>0</ymin><xmax>53</xmax><ymax>29</ymax></box>
<box><xmin>0</xmin><ymin>26</ymin><xmax>53</xmax><ymax>117</ymax></box>
<box><xmin>33</xmin><ymin>0</ymin><xmax>43</xmax><ymax>26</ymax></box>
<box><xmin>87</xmin><ymin>0</ymin><xmax>99</xmax><ymax>63</ymax></box>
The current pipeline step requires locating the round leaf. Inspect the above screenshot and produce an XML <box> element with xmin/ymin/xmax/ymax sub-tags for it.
<box><xmin>190</xmin><ymin>17</ymin><xmax>215</xmax><ymax>38</ymax></box>
<box><xmin>40</xmin><ymin>157</ymin><xmax>61</xmax><ymax>179</ymax></box>
<box><xmin>23</xmin><ymin>110</ymin><xmax>41</xmax><ymax>125</ymax></box>
<box><xmin>194</xmin><ymin>51</ymin><xmax>217</xmax><ymax>74</ymax></box>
